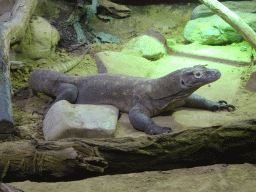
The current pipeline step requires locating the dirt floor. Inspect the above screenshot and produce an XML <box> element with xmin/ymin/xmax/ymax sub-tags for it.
<box><xmin>6</xmin><ymin>1</ymin><xmax>256</xmax><ymax>191</ymax></box>
<box><xmin>10</xmin><ymin>163</ymin><xmax>256</xmax><ymax>192</ymax></box>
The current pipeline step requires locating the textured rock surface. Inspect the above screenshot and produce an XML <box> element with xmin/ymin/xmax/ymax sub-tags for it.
<box><xmin>184</xmin><ymin>11</ymin><xmax>256</xmax><ymax>45</ymax></box>
<box><xmin>121</xmin><ymin>35</ymin><xmax>167</xmax><ymax>60</ymax></box>
<box><xmin>95</xmin><ymin>51</ymin><xmax>153</xmax><ymax>77</ymax></box>
<box><xmin>190</xmin><ymin>1</ymin><xmax>256</xmax><ymax>20</ymax></box>
<box><xmin>17</xmin><ymin>16</ymin><xmax>60</xmax><ymax>59</ymax></box>
<box><xmin>43</xmin><ymin>100</ymin><xmax>119</xmax><ymax>140</ymax></box>
<box><xmin>138</xmin><ymin>29</ymin><xmax>172</xmax><ymax>54</ymax></box>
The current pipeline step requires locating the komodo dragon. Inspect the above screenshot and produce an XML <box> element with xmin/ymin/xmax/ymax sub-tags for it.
<box><xmin>29</xmin><ymin>65</ymin><xmax>235</xmax><ymax>135</ymax></box>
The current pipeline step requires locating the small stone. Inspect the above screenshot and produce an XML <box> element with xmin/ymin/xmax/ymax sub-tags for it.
<box><xmin>122</xmin><ymin>35</ymin><xmax>167</xmax><ymax>60</ymax></box>
<box><xmin>240</xmin><ymin>46</ymin><xmax>247</xmax><ymax>52</ymax></box>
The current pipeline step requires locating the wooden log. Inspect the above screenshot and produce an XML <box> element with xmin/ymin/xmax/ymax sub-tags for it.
<box><xmin>198</xmin><ymin>0</ymin><xmax>256</xmax><ymax>50</ymax></box>
<box><xmin>98</xmin><ymin>0</ymin><xmax>131</xmax><ymax>18</ymax></box>
<box><xmin>0</xmin><ymin>183</ymin><xmax>24</xmax><ymax>192</ymax></box>
<box><xmin>0</xmin><ymin>0</ymin><xmax>38</xmax><ymax>134</ymax></box>
<box><xmin>1</xmin><ymin>119</ymin><xmax>256</xmax><ymax>182</ymax></box>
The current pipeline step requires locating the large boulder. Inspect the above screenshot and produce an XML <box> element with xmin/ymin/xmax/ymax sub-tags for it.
<box><xmin>184</xmin><ymin>11</ymin><xmax>256</xmax><ymax>45</ymax></box>
<box><xmin>15</xmin><ymin>16</ymin><xmax>60</xmax><ymax>59</ymax></box>
<box><xmin>43</xmin><ymin>100</ymin><xmax>119</xmax><ymax>140</ymax></box>
<box><xmin>190</xmin><ymin>1</ymin><xmax>256</xmax><ymax>20</ymax></box>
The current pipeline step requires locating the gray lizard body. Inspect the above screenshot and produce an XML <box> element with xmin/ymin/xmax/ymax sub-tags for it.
<box><xmin>29</xmin><ymin>65</ymin><xmax>235</xmax><ymax>135</ymax></box>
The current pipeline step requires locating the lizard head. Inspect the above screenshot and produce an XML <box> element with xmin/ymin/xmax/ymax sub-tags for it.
<box><xmin>180</xmin><ymin>65</ymin><xmax>221</xmax><ymax>89</ymax></box>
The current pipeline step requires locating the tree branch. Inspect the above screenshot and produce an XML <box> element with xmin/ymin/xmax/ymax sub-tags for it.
<box><xmin>198</xmin><ymin>0</ymin><xmax>256</xmax><ymax>50</ymax></box>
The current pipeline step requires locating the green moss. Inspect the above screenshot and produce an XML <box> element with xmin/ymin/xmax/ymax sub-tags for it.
<box><xmin>35</xmin><ymin>0</ymin><xmax>60</xmax><ymax>19</ymax></box>
<box><xmin>10</xmin><ymin>66</ymin><xmax>34</xmax><ymax>92</ymax></box>
<box><xmin>37</xmin><ymin>92</ymin><xmax>44</xmax><ymax>99</ymax></box>
<box><xmin>12</xmin><ymin>103</ymin><xmax>40</xmax><ymax>127</ymax></box>
<box><xmin>12</xmin><ymin>104</ymin><xmax>30</xmax><ymax>126</ymax></box>
<box><xmin>13</xmin><ymin>24</ymin><xmax>34</xmax><ymax>60</ymax></box>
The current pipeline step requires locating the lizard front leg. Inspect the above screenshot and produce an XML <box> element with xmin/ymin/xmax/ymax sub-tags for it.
<box><xmin>129</xmin><ymin>104</ymin><xmax>173</xmax><ymax>135</ymax></box>
<box><xmin>184</xmin><ymin>94</ymin><xmax>235</xmax><ymax>111</ymax></box>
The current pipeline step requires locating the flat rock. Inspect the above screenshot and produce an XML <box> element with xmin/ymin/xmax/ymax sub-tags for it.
<box><xmin>191</xmin><ymin>1</ymin><xmax>256</xmax><ymax>20</ymax></box>
<box><xmin>43</xmin><ymin>100</ymin><xmax>119</xmax><ymax>140</ymax></box>
<box><xmin>95</xmin><ymin>51</ymin><xmax>154</xmax><ymax>77</ymax></box>
<box><xmin>184</xmin><ymin>11</ymin><xmax>256</xmax><ymax>45</ymax></box>
<box><xmin>121</xmin><ymin>35</ymin><xmax>167</xmax><ymax>60</ymax></box>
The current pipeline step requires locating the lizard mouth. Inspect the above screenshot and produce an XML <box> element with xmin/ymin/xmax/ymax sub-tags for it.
<box><xmin>214</xmin><ymin>70</ymin><xmax>221</xmax><ymax>80</ymax></box>
<box><xmin>202</xmin><ymin>69</ymin><xmax>221</xmax><ymax>85</ymax></box>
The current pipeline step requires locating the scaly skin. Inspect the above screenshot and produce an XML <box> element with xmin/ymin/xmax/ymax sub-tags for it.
<box><xmin>46</xmin><ymin>48</ymin><xmax>89</xmax><ymax>73</ymax></box>
<box><xmin>29</xmin><ymin>65</ymin><xmax>235</xmax><ymax>135</ymax></box>
<box><xmin>11</xmin><ymin>46</ymin><xmax>89</xmax><ymax>73</ymax></box>
<box><xmin>46</xmin><ymin>55</ymin><xmax>84</xmax><ymax>73</ymax></box>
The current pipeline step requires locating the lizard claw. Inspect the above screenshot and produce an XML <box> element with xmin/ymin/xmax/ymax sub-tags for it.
<box><xmin>218</xmin><ymin>100</ymin><xmax>227</xmax><ymax>105</ymax></box>
<box><xmin>217</xmin><ymin>100</ymin><xmax>236</xmax><ymax>112</ymax></box>
<box><xmin>32</xmin><ymin>110</ymin><xmax>46</xmax><ymax>120</ymax></box>
<box><xmin>145</xmin><ymin>124</ymin><xmax>173</xmax><ymax>135</ymax></box>
<box><xmin>32</xmin><ymin>110</ymin><xmax>44</xmax><ymax>116</ymax></box>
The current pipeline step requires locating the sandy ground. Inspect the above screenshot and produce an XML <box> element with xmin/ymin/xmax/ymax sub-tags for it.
<box><xmin>11</xmin><ymin>163</ymin><xmax>256</xmax><ymax>192</ymax></box>
<box><xmin>9</xmin><ymin>1</ymin><xmax>256</xmax><ymax>192</ymax></box>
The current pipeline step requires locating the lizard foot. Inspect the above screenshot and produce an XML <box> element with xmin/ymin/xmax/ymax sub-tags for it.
<box><xmin>145</xmin><ymin>124</ymin><xmax>173</xmax><ymax>135</ymax></box>
<box><xmin>32</xmin><ymin>110</ymin><xmax>46</xmax><ymax>120</ymax></box>
<box><xmin>212</xmin><ymin>100</ymin><xmax>236</xmax><ymax>112</ymax></box>
<box><xmin>32</xmin><ymin>110</ymin><xmax>44</xmax><ymax>116</ymax></box>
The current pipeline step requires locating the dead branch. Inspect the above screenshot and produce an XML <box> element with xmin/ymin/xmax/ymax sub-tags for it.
<box><xmin>1</xmin><ymin>119</ymin><xmax>256</xmax><ymax>182</ymax></box>
<box><xmin>0</xmin><ymin>0</ymin><xmax>38</xmax><ymax>135</ymax></box>
<box><xmin>199</xmin><ymin>0</ymin><xmax>256</xmax><ymax>50</ymax></box>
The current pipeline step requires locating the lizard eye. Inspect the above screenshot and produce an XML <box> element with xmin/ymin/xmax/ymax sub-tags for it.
<box><xmin>194</xmin><ymin>71</ymin><xmax>203</xmax><ymax>78</ymax></box>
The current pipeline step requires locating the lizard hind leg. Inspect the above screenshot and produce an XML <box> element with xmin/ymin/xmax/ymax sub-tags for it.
<box><xmin>42</xmin><ymin>83</ymin><xmax>79</xmax><ymax>119</ymax></box>
<box><xmin>54</xmin><ymin>83</ymin><xmax>79</xmax><ymax>104</ymax></box>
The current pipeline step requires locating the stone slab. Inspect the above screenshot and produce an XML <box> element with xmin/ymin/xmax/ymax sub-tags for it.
<box><xmin>95</xmin><ymin>51</ymin><xmax>154</xmax><ymax>77</ymax></box>
<box><xmin>43</xmin><ymin>100</ymin><xmax>119</xmax><ymax>140</ymax></box>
